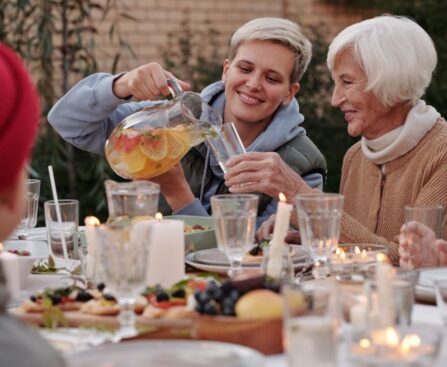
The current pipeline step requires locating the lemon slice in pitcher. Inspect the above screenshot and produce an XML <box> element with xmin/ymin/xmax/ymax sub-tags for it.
<box><xmin>166</xmin><ymin>131</ymin><xmax>188</xmax><ymax>159</ymax></box>
<box><xmin>140</xmin><ymin>131</ymin><xmax>168</xmax><ymax>161</ymax></box>
<box><xmin>122</xmin><ymin>148</ymin><xmax>147</xmax><ymax>174</ymax></box>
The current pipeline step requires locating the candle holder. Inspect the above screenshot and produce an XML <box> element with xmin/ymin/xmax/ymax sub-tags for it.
<box><xmin>344</xmin><ymin>326</ymin><xmax>442</xmax><ymax>367</ymax></box>
<box><xmin>329</xmin><ymin>244</ymin><xmax>387</xmax><ymax>282</ymax></box>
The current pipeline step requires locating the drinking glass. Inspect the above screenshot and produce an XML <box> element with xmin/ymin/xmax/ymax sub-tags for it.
<box><xmin>283</xmin><ymin>283</ymin><xmax>337</xmax><ymax>367</ymax></box>
<box><xmin>435</xmin><ymin>279</ymin><xmax>447</xmax><ymax>325</ymax></box>
<box><xmin>295</xmin><ymin>193</ymin><xmax>344</xmax><ymax>279</ymax></box>
<box><xmin>210</xmin><ymin>194</ymin><xmax>258</xmax><ymax>277</ymax></box>
<box><xmin>15</xmin><ymin>179</ymin><xmax>40</xmax><ymax>240</ymax></box>
<box><xmin>95</xmin><ymin>220</ymin><xmax>151</xmax><ymax>339</ymax></box>
<box><xmin>206</xmin><ymin>122</ymin><xmax>246</xmax><ymax>173</ymax></box>
<box><xmin>44</xmin><ymin>199</ymin><xmax>79</xmax><ymax>259</ymax></box>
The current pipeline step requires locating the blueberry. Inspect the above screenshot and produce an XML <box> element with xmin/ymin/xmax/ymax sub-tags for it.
<box><xmin>220</xmin><ymin>282</ymin><xmax>233</xmax><ymax>295</ymax></box>
<box><xmin>171</xmin><ymin>289</ymin><xmax>185</xmax><ymax>298</ymax></box>
<box><xmin>206</xmin><ymin>286</ymin><xmax>222</xmax><ymax>301</ymax></box>
<box><xmin>202</xmin><ymin>301</ymin><xmax>219</xmax><ymax>316</ymax></box>
<box><xmin>51</xmin><ymin>294</ymin><xmax>61</xmax><ymax>305</ymax></box>
<box><xmin>228</xmin><ymin>289</ymin><xmax>240</xmax><ymax>302</ymax></box>
<box><xmin>222</xmin><ymin>305</ymin><xmax>236</xmax><ymax>316</ymax></box>
<box><xmin>76</xmin><ymin>290</ymin><xmax>93</xmax><ymax>302</ymax></box>
<box><xmin>194</xmin><ymin>290</ymin><xmax>210</xmax><ymax>305</ymax></box>
<box><xmin>195</xmin><ymin>303</ymin><xmax>205</xmax><ymax>314</ymax></box>
<box><xmin>97</xmin><ymin>282</ymin><xmax>105</xmax><ymax>292</ymax></box>
<box><xmin>156</xmin><ymin>291</ymin><xmax>169</xmax><ymax>302</ymax></box>
<box><xmin>103</xmin><ymin>293</ymin><xmax>116</xmax><ymax>301</ymax></box>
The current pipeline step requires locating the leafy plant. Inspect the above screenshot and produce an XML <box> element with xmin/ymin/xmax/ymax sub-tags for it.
<box><xmin>0</xmin><ymin>0</ymin><xmax>133</xmax><ymax>223</ymax></box>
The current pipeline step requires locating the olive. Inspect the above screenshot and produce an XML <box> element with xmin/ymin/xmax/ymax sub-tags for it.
<box><xmin>155</xmin><ymin>291</ymin><xmax>170</xmax><ymax>302</ymax></box>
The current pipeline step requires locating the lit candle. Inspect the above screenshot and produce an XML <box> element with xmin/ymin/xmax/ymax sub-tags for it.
<box><xmin>266</xmin><ymin>193</ymin><xmax>293</xmax><ymax>279</ymax></box>
<box><xmin>84</xmin><ymin>216</ymin><xmax>100</xmax><ymax>280</ymax></box>
<box><xmin>147</xmin><ymin>213</ymin><xmax>185</xmax><ymax>287</ymax></box>
<box><xmin>376</xmin><ymin>254</ymin><xmax>395</xmax><ymax>327</ymax></box>
<box><xmin>349</xmin><ymin>295</ymin><xmax>368</xmax><ymax>327</ymax></box>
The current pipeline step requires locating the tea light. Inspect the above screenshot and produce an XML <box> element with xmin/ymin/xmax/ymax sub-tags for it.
<box><xmin>329</xmin><ymin>248</ymin><xmax>354</xmax><ymax>281</ymax></box>
<box><xmin>266</xmin><ymin>193</ymin><xmax>292</xmax><ymax>279</ymax></box>
<box><xmin>147</xmin><ymin>213</ymin><xmax>185</xmax><ymax>287</ymax></box>
<box><xmin>350</xmin><ymin>327</ymin><xmax>439</xmax><ymax>366</ymax></box>
<box><xmin>376</xmin><ymin>254</ymin><xmax>395</xmax><ymax>327</ymax></box>
<box><xmin>84</xmin><ymin>216</ymin><xmax>100</xmax><ymax>280</ymax></box>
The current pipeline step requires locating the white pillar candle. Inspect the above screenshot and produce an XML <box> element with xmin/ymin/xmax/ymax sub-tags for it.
<box><xmin>0</xmin><ymin>251</ymin><xmax>20</xmax><ymax>299</ymax></box>
<box><xmin>376</xmin><ymin>254</ymin><xmax>395</xmax><ymax>327</ymax></box>
<box><xmin>84</xmin><ymin>216</ymin><xmax>100</xmax><ymax>280</ymax></box>
<box><xmin>267</xmin><ymin>193</ymin><xmax>293</xmax><ymax>279</ymax></box>
<box><xmin>147</xmin><ymin>214</ymin><xmax>185</xmax><ymax>288</ymax></box>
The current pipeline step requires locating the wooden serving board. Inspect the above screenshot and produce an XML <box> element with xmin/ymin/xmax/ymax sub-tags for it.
<box><xmin>10</xmin><ymin>308</ymin><xmax>283</xmax><ymax>355</ymax></box>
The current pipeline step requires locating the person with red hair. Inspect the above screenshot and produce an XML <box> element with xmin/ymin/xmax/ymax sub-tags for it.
<box><xmin>0</xmin><ymin>43</ymin><xmax>64</xmax><ymax>367</ymax></box>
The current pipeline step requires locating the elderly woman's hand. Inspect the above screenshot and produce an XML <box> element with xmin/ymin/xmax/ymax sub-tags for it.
<box><xmin>256</xmin><ymin>214</ymin><xmax>301</xmax><ymax>243</ymax></box>
<box><xmin>399</xmin><ymin>221</ymin><xmax>438</xmax><ymax>269</ymax></box>
<box><xmin>113</xmin><ymin>62</ymin><xmax>190</xmax><ymax>101</ymax></box>
<box><xmin>224</xmin><ymin>152</ymin><xmax>312</xmax><ymax>200</ymax></box>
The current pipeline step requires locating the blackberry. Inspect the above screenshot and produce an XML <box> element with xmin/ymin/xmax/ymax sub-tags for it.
<box><xmin>171</xmin><ymin>289</ymin><xmax>186</xmax><ymax>298</ymax></box>
<box><xmin>51</xmin><ymin>294</ymin><xmax>61</xmax><ymax>305</ymax></box>
<box><xmin>97</xmin><ymin>282</ymin><xmax>106</xmax><ymax>292</ymax></box>
<box><xmin>30</xmin><ymin>295</ymin><xmax>37</xmax><ymax>303</ymax></box>
<box><xmin>156</xmin><ymin>291</ymin><xmax>169</xmax><ymax>302</ymax></box>
<box><xmin>76</xmin><ymin>291</ymin><xmax>94</xmax><ymax>302</ymax></box>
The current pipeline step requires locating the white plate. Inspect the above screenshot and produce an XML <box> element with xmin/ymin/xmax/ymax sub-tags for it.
<box><xmin>66</xmin><ymin>340</ymin><xmax>265</xmax><ymax>367</ymax></box>
<box><xmin>415</xmin><ymin>267</ymin><xmax>447</xmax><ymax>304</ymax></box>
<box><xmin>186</xmin><ymin>246</ymin><xmax>310</xmax><ymax>274</ymax></box>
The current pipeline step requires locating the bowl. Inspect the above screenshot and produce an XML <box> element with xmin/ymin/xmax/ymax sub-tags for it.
<box><xmin>2</xmin><ymin>240</ymin><xmax>49</xmax><ymax>288</ymax></box>
<box><xmin>168</xmin><ymin>215</ymin><xmax>216</xmax><ymax>252</ymax></box>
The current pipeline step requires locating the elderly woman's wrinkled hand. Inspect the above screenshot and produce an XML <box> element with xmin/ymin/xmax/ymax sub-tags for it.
<box><xmin>255</xmin><ymin>214</ymin><xmax>301</xmax><ymax>244</ymax></box>
<box><xmin>399</xmin><ymin>221</ymin><xmax>438</xmax><ymax>269</ymax></box>
<box><xmin>224</xmin><ymin>152</ymin><xmax>311</xmax><ymax>200</ymax></box>
<box><xmin>113</xmin><ymin>62</ymin><xmax>190</xmax><ymax>101</ymax></box>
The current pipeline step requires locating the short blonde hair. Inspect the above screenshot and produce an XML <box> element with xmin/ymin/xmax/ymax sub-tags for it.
<box><xmin>327</xmin><ymin>15</ymin><xmax>437</xmax><ymax>107</ymax></box>
<box><xmin>228</xmin><ymin>18</ymin><xmax>312</xmax><ymax>82</ymax></box>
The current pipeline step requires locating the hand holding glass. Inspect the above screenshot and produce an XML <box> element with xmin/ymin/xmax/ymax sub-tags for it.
<box><xmin>211</xmin><ymin>194</ymin><xmax>258</xmax><ymax>278</ymax></box>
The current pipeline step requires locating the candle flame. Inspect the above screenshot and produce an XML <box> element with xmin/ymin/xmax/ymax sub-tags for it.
<box><xmin>361</xmin><ymin>249</ymin><xmax>367</xmax><ymax>258</ymax></box>
<box><xmin>401</xmin><ymin>334</ymin><xmax>421</xmax><ymax>353</ymax></box>
<box><xmin>155</xmin><ymin>212</ymin><xmax>163</xmax><ymax>221</ymax></box>
<box><xmin>0</xmin><ymin>243</ymin><xmax>3</xmax><ymax>252</ymax></box>
<box><xmin>359</xmin><ymin>338</ymin><xmax>371</xmax><ymax>348</ymax></box>
<box><xmin>340</xmin><ymin>251</ymin><xmax>346</xmax><ymax>260</ymax></box>
<box><xmin>85</xmin><ymin>216</ymin><xmax>100</xmax><ymax>226</ymax></box>
<box><xmin>355</xmin><ymin>246</ymin><xmax>361</xmax><ymax>254</ymax></box>
<box><xmin>385</xmin><ymin>327</ymin><xmax>400</xmax><ymax>347</ymax></box>
<box><xmin>279</xmin><ymin>192</ymin><xmax>286</xmax><ymax>202</ymax></box>
<box><xmin>335</xmin><ymin>247</ymin><xmax>342</xmax><ymax>255</ymax></box>
<box><xmin>376</xmin><ymin>253</ymin><xmax>387</xmax><ymax>262</ymax></box>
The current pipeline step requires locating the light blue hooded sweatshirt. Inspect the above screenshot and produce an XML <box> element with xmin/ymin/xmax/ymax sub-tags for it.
<box><xmin>48</xmin><ymin>74</ymin><xmax>323</xmax><ymax>226</ymax></box>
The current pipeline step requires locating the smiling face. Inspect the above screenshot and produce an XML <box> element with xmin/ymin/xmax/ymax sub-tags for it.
<box><xmin>222</xmin><ymin>40</ymin><xmax>300</xmax><ymax>131</ymax></box>
<box><xmin>331</xmin><ymin>48</ymin><xmax>407</xmax><ymax>139</ymax></box>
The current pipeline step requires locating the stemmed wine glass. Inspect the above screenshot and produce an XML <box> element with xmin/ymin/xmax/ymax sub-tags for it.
<box><xmin>210</xmin><ymin>194</ymin><xmax>258</xmax><ymax>278</ymax></box>
<box><xmin>295</xmin><ymin>193</ymin><xmax>344</xmax><ymax>280</ymax></box>
<box><xmin>95</xmin><ymin>219</ymin><xmax>151</xmax><ymax>339</ymax></box>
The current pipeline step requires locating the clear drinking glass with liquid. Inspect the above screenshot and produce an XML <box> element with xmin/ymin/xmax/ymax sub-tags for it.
<box><xmin>15</xmin><ymin>179</ymin><xmax>40</xmax><ymax>240</ymax></box>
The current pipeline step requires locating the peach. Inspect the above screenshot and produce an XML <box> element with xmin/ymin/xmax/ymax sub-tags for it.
<box><xmin>235</xmin><ymin>289</ymin><xmax>283</xmax><ymax>319</ymax></box>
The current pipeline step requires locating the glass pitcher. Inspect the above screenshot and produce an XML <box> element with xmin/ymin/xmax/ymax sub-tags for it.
<box><xmin>105</xmin><ymin>79</ymin><xmax>222</xmax><ymax>179</ymax></box>
<box><xmin>105</xmin><ymin>180</ymin><xmax>160</xmax><ymax>220</ymax></box>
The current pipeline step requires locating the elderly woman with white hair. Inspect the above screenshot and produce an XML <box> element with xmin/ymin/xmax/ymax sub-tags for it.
<box><xmin>231</xmin><ymin>15</ymin><xmax>447</xmax><ymax>265</ymax></box>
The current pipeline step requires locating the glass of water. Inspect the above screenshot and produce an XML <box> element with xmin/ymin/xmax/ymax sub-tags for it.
<box><xmin>206</xmin><ymin>122</ymin><xmax>246</xmax><ymax>173</ymax></box>
<box><xmin>210</xmin><ymin>194</ymin><xmax>258</xmax><ymax>278</ymax></box>
<box><xmin>15</xmin><ymin>179</ymin><xmax>40</xmax><ymax>240</ymax></box>
<box><xmin>283</xmin><ymin>282</ymin><xmax>337</xmax><ymax>367</ymax></box>
<box><xmin>295</xmin><ymin>193</ymin><xmax>344</xmax><ymax>279</ymax></box>
<box><xmin>95</xmin><ymin>219</ymin><xmax>151</xmax><ymax>339</ymax></box>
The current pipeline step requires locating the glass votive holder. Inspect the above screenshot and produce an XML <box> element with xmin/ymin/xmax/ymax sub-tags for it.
<box><xmin>344</xmin><ymin>326</ymin><xmax>442</xmax><ymax>367</ymax></box>
<box><xmin>330</xmin><ymin>244</ymin><xmax>387</xmax><ymax>282</ymax></box>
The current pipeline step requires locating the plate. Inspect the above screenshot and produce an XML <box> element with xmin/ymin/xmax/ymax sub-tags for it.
<box><xmin>66</xmin><ymin>340</ymin><xmax>265</xmax><ymax>367</ymax></box>
<box><xmin>416</xmin><ymin>267</ymin><xmax>447</xmax><ymax>304</ymax></box>
<box><xmin>186</xmin><ymin>245</ymin><xmax>309</xmax><ymax>274</ymax></box>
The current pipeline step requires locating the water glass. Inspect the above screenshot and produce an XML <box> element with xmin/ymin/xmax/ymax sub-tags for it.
<box><xmin>210</xmin><ymin>194</ymin><xmax>258</xmax><ymax>278</ymax></box>
<box><xmin>15</xmin><ymin>179</ymin><xmax>40</xmax><ymax>240</ymax></box>
<box><xmin>295</xmin><ymin>193</ymin><xmax>344</xmax><ymax>279</ymax></box>
<box><xmin>283</xmin><ymin>283</ymin><xmax>337</xmax><ymax>367</ymax></box>
<box><xmin>206</xmin><ymin>122</ymin><xmax>246</xmax><ymax>173</ymax></box>
<box><xmin>435</xmin><ymin>279</ymin><xmax>447</xmax><ymax>325</ymax></box>
<box><xmin>95</xmin><ymin>220</ymin><xmax>151</xmax><ymax>338</ymax></box>
<box><xmin>44</xmin><ymin>199</ymin><xmax>79</xmax><ymax>259</ymax></box>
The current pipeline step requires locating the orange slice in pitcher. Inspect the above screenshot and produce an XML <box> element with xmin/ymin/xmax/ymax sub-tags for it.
<box><xmin>122</xmin><ymin>148</ymin><xmax>147</xmax><ymax>174</ymax></box>
<box><xmin>140</xmin><ymin>131</ymin><xmax>168</xmax><ymax>161</ymax></box>
<box><xmin>166</xmin><ymin>131</ymin><xmax>188</xmax><ymax>159</ymax></box>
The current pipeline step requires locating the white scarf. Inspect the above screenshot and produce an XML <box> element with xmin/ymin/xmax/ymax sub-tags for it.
<box><xmin>361</xmin><ymin>100</ymin><xmax>440</xmax><ymax>165</ymax></box>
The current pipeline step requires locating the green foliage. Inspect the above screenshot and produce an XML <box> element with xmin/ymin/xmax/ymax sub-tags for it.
<box><xmin>0</xmin><ymin>0</ymin><xmax>132</xmax><ymax>224</ymax></box>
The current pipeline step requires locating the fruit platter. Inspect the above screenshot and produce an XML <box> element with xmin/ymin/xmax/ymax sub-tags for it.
<box><xmin>11</xmin><ymin>274</ymin><xmax>285</xmax><ymax>355</ymax></box>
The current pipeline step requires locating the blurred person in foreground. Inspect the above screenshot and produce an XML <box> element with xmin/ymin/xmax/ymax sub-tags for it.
<box><xmin>248</xmin><ymin>15</ymin><xmax>447</xmax><ymax>265</ymax></box>
<box><xmin>0</xmin><ymin>43</ymin><xmax>65</xmax><ymax>367</ymax></box>
<box><xmin>48</xmin><ymin>18</ymin><xmax>326</xmax><ymax>227</ymax></box>
<box><xmin>399</xmin><ymin>221</ymin><xmax>447</xmax><ymax>269</ymax></box>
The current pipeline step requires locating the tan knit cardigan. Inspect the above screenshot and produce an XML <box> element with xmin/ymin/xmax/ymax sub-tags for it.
<box><xmin>339</xmin><ymin>119</ymin><xmax>447</xmax><ymax>265</ymax></box>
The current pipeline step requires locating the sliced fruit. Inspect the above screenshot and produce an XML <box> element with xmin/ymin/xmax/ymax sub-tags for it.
<box><xmin>121</xmin><ymin>148</ymin><xmax>147</xmax><ymax>174</ymax></box>
<box><xmin>140</xmin><ymin>131</ymin><xmax>168</xmax><ymax>161</ymax></box>
<box><xmin>112</xmin><ymin>129</ymin><xmax>142</xmax><ymax>153</ymax></box>
<box><xmin>165</xmin><ymin>131</ymin><xmax>188</xmax><ymax>159</ymax></box>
